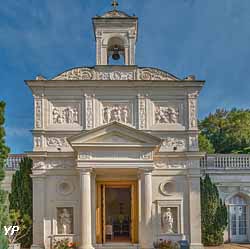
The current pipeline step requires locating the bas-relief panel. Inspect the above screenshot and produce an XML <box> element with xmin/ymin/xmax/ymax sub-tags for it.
<box><xmin>101</xmin><ymin>101</ymin><xmax>133</xmax><ymax>125</ymax></box>
<box><xmin>48</xmin><ymin>101</ymin><xmax>82</xmax><ymax>127</ymax></box>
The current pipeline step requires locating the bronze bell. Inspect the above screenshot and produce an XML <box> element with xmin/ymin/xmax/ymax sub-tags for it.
<box><xmin>112</xmin><ymin>46</ymin><xmax>120</xmax><ymax>60</ymax></box>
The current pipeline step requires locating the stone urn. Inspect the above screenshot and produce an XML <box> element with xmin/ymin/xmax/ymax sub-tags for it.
<box><xmin>8</xmin><ymin>243</ymin><xmax>21</xmax><ymax>249</ymax></box>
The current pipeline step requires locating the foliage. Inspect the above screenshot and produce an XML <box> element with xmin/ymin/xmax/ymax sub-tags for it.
<box><xmin>199</xmin><ymin>108</ymin><xmax>250</xmax><ymax>153</ymax></box>
<box><xmin>9</xmin><ymin>157</ymin><xmax>33</xmax><ymax>248</ymax></box>
<box><xmin>153</xmin><ymin>240</ymin><xmax>180</xmax><ymax>249</ymax></box>
<box><xmin>53</xmin><ymin>239</ymin><xmax>77</xmax><ymax>249</ymax></box>
<box><xmin>200</xmin><ymin>174</ymin><xmax>228</xmax><ymax>246</ymax></box>
<box><xmin>6</xmin><ymin>210</ymin><xmax>32</xmax><ymax>244</ymax></box>
<box><xmin>0</xmin><ymin>101</ymin><xmax>10</xmax><ymax>247</ymax></box>
<box><xmin>198</xmin><ymin>133</ymin><xmax>215</xmax><ymax>153</ymax></box>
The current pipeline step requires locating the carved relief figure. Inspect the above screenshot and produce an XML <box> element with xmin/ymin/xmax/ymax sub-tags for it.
<box><xmin>52</xmin><ymin>106</ymin><xmax>79</xmax><ymax>125</ymax></box>
<box><xmin>58</xmin><ymin>208</ymin><xmax>73</xmax><ymax>234</ymax></box>
<box><xmin>103</xmin><ymin>104</ymin><xmax>131</xmax><ymax>124</ymax></box>
<box><xmin>155</xmin><ymin>106</ymin><xmax>179</xmax><ymax>124</ymax></box>
<box><xmin>162</xmin><ymin>208</ymin><xmax>174</xmax><ymax>233</ymax></box>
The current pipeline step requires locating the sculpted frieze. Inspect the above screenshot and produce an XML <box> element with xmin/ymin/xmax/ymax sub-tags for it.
<box><xmin>51</xmin><ymin>67</ymin><xmax>179</xmax><ymax>81</ymax></box>
<box><xmin>47</xmin><ymin>137</ymin><xmax>69</xmax><ymax>147</ymax></box>
<box><xmin>33</xmin><ymin>159</ymin><xmax>74</xmax><ymax>170</ymax></box>
<box><xmin>160</xmin><ymin>137</ymin><xmax>186</xmax><ymax>152</ymax></box>
<box><xmin>98</xmin><ymin>71</ymin><xmax>134</xmax><ymax>80</ymax></box>
<box><xmin>155</xmin><ymin>159</ymin><xmax>188</xmax><ymax>169</ymax></box>
<box><xmin>52</xmin><ymin>106</ymin><xmax>79</xmax><ymax>125</ymax></box>
<box><xmin>155</xmin><ymin>106</ymin><xmax>179</xmax><ymax>124</ymax></box>
<box><xmin>102</xmin><ymin>102</ymin><xmax>132</xmax><ymax>124</ymax></box>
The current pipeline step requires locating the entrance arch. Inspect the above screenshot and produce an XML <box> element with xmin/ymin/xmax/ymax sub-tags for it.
<box><xmin>228</xmin><ymin>194</ymin><xmax>249</xmax><ymax>242</ymax></box>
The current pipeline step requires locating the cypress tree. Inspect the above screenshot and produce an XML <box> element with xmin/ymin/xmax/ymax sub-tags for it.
<box><xmin>0</xmin><ymin>101</ymin><xmax>10</xmax><ymax>249</ymax></box>
<box><xmin>201</xmin><ymin>174</ymin><xmax>228</xmax><ymax>246</ymax></box>
<box><xmin>9</xmin><ymin>157</ymin><xmax>33</xmax><ymax>248</ymax></box>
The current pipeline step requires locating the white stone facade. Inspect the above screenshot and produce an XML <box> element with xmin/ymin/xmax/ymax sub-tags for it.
<box><xmin>26</xmin><ymin>8</ymin><xmax>205</xmax><ymax>249</ymax></box>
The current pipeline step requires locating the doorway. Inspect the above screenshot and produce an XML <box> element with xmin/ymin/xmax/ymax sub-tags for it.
<box><xmin>96</xmin><ymin>181</ymin><xmax>138</xmax><ymax>244</ymax></box>
<box><xmin>229</xmin><ymin>195</ymin><xmax>248</xmax><ymax>242</ymax></box>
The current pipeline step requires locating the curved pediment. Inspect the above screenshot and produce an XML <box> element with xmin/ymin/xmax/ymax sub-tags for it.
<box><xmin>52</xmin><ymin>66</ymin><xmax>179</xmax><ymax>81</ymax></box>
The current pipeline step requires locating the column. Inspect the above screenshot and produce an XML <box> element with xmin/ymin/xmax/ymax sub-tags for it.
<box><xmin>188</xmin><ymin>171</ymin><xmax>204</xmax><ymax>249</ymax></box>
<box><xmin>140</xmin><ymin>168</ymin><xmax>153</xmax><ymax>249</ymax></box>
<box><xmin>79</xmin><ymin>169</ymin><xmax>93</xmax><ymax>249</ymax></box>
<box><xmin>31</xmin><ymin>175</ymin><xmax>45</xmax><ymax>249</ymax></box>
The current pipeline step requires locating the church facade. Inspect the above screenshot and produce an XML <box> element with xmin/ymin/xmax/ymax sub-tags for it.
<box><xmin>26</xmin><ymin>7</ymin><xmax>205</xmax><ymax>249</ymax></box>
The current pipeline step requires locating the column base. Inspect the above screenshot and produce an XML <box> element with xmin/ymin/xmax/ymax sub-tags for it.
<box><xmin>190</xmin><ymin>243</ymin><xmax>204</xmax><ymax>249</ymax></box>
<box><xmin>31</xmin><ymin>245</ymin><xmax>44</xmax><ymax>249</ymax></box>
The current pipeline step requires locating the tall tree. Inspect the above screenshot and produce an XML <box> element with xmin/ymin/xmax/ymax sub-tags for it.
<box><xmin>199</xmin><ymin>108</ymin><xmax>250</xmax><ymax>153</ymax></box>
<box><xmin>200</xmin><ymin>174</ymin><xmax>228</xmax><ymax>246</ymax></box>
<box><xmin>9</xmin><ymin>157</ymin><xmax>33</xmax><ymax>248</ymax></box>
<box><xmin>0</xmin><ymin>101</ymin><xmax>10</xmax><ymax>248</ymax></box>
<box><xmin>198</xmin><ymin>134</ymin><xmax>215</xmax><ymax>154</ymax></box>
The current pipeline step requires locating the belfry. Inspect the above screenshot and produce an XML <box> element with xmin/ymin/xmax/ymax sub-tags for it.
<box><xmin>26</xmin><ymin>2</ymin><xmax>204</xmax><ymax>249</ymax></box>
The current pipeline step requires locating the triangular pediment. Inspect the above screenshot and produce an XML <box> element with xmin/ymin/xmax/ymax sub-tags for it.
<box><xmin>68</xmin><ymin>121</ymin><xmax>161</xmax><ymax>148</ymax></box>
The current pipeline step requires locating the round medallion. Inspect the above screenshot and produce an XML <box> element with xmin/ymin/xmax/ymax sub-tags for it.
<box><xmin>57</xmin><ymin>180</ymin><xmax>74</xmax><ymax>196</ymax></box>
<box><xmin>159</xmin><ymin>181</ymin><xmax>175</xmax><ymax>196</ymax></box>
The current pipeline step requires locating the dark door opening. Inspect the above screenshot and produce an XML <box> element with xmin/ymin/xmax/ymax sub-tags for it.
<box><xmin>104</xmin><ymin>187</ymin><xmax>131</xmax><ymax>243</ymax></box>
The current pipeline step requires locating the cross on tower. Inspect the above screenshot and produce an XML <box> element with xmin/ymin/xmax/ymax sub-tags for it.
<box><xmin>112</xmin><ymin>0</ymin><xmax>119</xmax><ymax>10</ymax></box>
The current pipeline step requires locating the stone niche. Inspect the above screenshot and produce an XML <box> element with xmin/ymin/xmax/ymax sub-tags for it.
<box><xmin>156</xmin><ymin>200</ymin><xmax>183</xmax><ymax>237</ymax></box>
<box><xmin>57</xmin><ymin>207</ymin><xmax>74</xmax><ymax>235</ymax></box>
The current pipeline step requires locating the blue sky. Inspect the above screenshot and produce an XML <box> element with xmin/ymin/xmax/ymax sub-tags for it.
<box><xmin>1</xmin><ymin>0</ymin><xmax>250</xmax><ymax>153</ymax></box>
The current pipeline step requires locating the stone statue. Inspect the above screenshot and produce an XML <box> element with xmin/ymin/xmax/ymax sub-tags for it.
<box><xmin>58</xmin><ymin>208</ymin><xmax>72</xmax><ymax>234</ymax></box>
<box><xmin>162</xmin><ymin>208</ymin><xmax>174</xmax><ymax>233</ymax></box>
<box><xmin>52</xmin><ymin>107</ymin><xmax>78</xmax><ymax>124</ymax></box>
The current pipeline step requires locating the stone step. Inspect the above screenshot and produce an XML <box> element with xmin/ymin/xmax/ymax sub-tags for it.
<box><xmin>95</xmin><ymin>243</ymin><xmax>140</xmax><ymax>249</ymax></box>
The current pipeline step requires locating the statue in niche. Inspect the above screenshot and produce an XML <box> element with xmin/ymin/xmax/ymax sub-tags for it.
<box><xmin>162</xmin><ymin>208</ymin><xmax>174</xmax><ymax>233</ymax></box>
<box><xmin>155</xmin><ymin>106</ymin><xmax>179</xmax><ymax>124</ymax></box>
<box><xmin>58</xmin><ymin>208</ymin><xmax>73</xmax><ymax>234</ymax></box>
<box><xmin>103</xmin><ymin>105</ymin><xmax>130</xmax><ymax>124</ymax></box>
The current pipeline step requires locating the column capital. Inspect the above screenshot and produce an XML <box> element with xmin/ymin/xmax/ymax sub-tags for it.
<box><xmin>77</xmin><ymin>167</ymin><xmax>93</xmax><ymax>175</ymax></box>
<box><xmin>138</xmin><ymin>167</ymin><xmax>154</xmax><ymax>175</ymax></box>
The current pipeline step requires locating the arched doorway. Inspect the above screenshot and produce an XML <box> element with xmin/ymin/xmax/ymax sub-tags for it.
<box><xmin>229</xmin><ymin>194</ymin><xmax>248</xmax><ymax>242</ymax></box>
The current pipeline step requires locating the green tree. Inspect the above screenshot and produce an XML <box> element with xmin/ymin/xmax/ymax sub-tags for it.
<box><xmin>198</xmin><ymin>133</ymin><xmax>215</xmax><ymax>153</ymax></box>
<box><xmin>9</xmin><ymin>157</ymin><xmax>33</xmax><ymax>248</ymax></box>
<box><xmin>201</xmin><ymin>174</ymin><xmax>228</xmax><ymax>246</ymax></box>
<box><xmin>199</xmin><ymin>108</ymin><xmax>250</xmax><ymax>153</ymax></box>
<box><xmin>0</xmin><ymin>101</ymin><xmax>10</xmax><ymax>248</ymax></box>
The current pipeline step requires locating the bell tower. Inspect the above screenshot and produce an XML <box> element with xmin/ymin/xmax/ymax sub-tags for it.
<box><xmin>93</xmin><ymin>1</ymin><xmax>138</xmax><ymax>65</ymax></box>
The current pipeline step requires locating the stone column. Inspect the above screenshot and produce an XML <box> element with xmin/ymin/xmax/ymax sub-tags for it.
<box><xmin>140</xmin><ymin>168</ymin><xmax>153</xmax><ymax>249</ymax></box>
<box><xmin>188</xmin><ymin>169</ymin><xmax>204</xmax><ymax>249</ymax></box>
<box><xmin>31</xmin><ymin>175</ymin><xmax>46</xmax><ymax>249</ymax></box>
<box><xmin>79</xmin><ymin>168</ymin><xmax>94</xmax><ymax>249</ymax></box>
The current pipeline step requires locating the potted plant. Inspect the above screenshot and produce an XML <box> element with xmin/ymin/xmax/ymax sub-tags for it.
<box><xmin>53</xmin><ymin>238</ymin><xmax>77</xmax><ymax>249</ymax></box>
<box><xmin>7</xmin><ymin>210</ymin><xmax>32</xmax><ymax>249</ymax></box>
<box><xmin>153</xmin><ymin>239</ymin><xmax>180</xmax><ymax>249</ymax></box>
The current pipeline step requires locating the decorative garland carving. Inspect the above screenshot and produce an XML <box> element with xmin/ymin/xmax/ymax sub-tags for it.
<box><xmin>139</xmin><ymin>68</ymin><xmax>177</xmax><ymax>81</ymax></box>
<box><xmin>54</xmin><ymin>68</ymin><xmax>95</xmax><ymax>80</ymax></box>
<box><xmin>35</xmin><ymin>98</ymin><xmax>42</xmax><ymax>128</ymax></box>
<box><xmin>47</xmin><ymin>137</ymin><xmax>69</xmax><ymax>147</ymax></box>
<box><xmin>161</xmin><ymin>137</ymin><xmax>186</xmax><ymax>152</ymax></box>
<box><xmin>51</xmin><ymin>67</ymin><xmax>179</xmax><ymax>81</ymax></box>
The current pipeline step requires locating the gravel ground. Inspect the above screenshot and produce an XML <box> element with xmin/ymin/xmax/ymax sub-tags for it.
<box><xmin>204</xmin><ymin>244</ymin><xmax>250</xmax><ymax>249</ymax></box>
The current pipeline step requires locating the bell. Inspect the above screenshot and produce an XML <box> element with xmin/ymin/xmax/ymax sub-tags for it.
<box><xmin>112</xmin><ymin>50</ymin><xmax>120</xmax><ymax>60</ymax></box>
